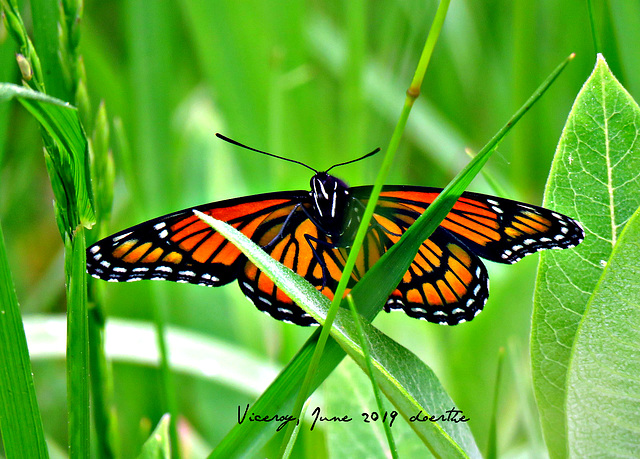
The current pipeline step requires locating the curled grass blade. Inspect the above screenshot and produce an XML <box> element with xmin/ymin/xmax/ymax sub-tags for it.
<box><xmin>0</xmin><ymin>83</ymin><xmax>95</xmax><ymax>232</ymax></box>
<box><xmin>0</xmin><ymin>83</ymin><xmax>94</xmax><ymax>458</ymax></box>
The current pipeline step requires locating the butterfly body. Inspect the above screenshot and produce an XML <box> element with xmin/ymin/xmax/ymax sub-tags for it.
<box><xmin>87</xmin><ymin>169</ymin><xmax>584</xmax><ymax>326</ymax></box>
<box><xmin>307</xmin><ymin>172</ymin><xmax>361</xmax><ymax>241</ymax></box>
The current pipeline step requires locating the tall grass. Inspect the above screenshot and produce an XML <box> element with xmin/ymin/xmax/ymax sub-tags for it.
<box><xmin>1</xmin><ymin>0</ymin><xmax>638</xmax><ymax>457</ymax></box>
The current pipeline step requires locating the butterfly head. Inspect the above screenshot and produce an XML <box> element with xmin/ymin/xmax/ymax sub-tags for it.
<box><xmin>309</xmin><ymin>172</ymin><xmax>354</xmax><ymax>238</ymax></box>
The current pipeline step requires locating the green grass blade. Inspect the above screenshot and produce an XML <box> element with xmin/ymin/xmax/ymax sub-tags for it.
<box><xmin>137</xmin><ymin>414</ymin><xmax>171</xmax><ymax>459</ymax></box>
<box><xmin>0</xmin><ymin>81</ymin><xmax>94</xmax><ymax>458</ymax></box>
<box><xmin>197</xmin><ymin>212</ymin><xmax>478</xmax><ymax>458</ymax></box>
<box><xmin>566</xmin><ymin>203</ymin><xmax>640</xmax><ymax>456</ymax></box>
<box><xmin>347</xmin><ymin>54</ymin><xmax>574</xmax><ymax>315</ymax></box>
<box><xmin>0</xmin><ymin>221</ymin><xmax>49</xmax><ymax>458</ymax></box>
<box><xmin>532</xmin><ymin>55</ymin><xmax>640</xmax><ymax>457</ymax></box>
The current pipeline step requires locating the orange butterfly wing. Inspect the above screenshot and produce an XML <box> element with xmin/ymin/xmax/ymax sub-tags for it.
<box><xmin>87</xmin><ymin>192</ymin><xmax>306</xmax><ymax>286</ymax></box>
<box><xmin>237</xmin><ymin>205</ymin><xmax>391</xmax><ymax>325</ymax></box>
<box><xmin>350</xmin><ymin>186</ymin><xmax>584</xmax><ymax>324</ymax></box>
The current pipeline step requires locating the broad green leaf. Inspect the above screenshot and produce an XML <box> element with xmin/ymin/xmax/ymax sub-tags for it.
<box><xmin>0</xmin><ymin>222</ymin><xmax>49</xmax><ymax>458</ymax></box>
<box><xmin>198</xmin><ymin>212</ymin><xmax>480</xmax><ymax>458</ymax></box>
<box><xmin>566</xmin><ymin>204</ymin><xmax>640</xmax><ymax>456</ymax></box>
<box><xmin>532</xmin><ymin>54</ymin><xmax>640</xmax><ymax>457</ymax></box>
<box><xmin>0</xmin><ymin>83</ymin><xmax>95</xmax><ymax>235</ymax></box>
<box><xmin>137</xmin><ymin>414</ymin><xmax>171</xmax><ymax>459</ymax></box>
<box><xmin>325</xmin><ymin>359</ymin><xmax>430</xmax><ymax>458</ymax></box>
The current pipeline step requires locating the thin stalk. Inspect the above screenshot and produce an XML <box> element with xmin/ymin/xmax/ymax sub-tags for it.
<box><xmin>66</xmin><ymin>228</ymin><xmax>90</xmax><ymax>458</ymax></box>
<box><xmin>486</xmin><ymin>348</ymin><xmax>505</xmax><ymax>459</ymax></box>
<box><xmin>88</xmin><ymin>298</ymin><xmax>119</xmax><ymax>458</ymax></box>
<box><xmin>343</xmin><ymin>0</ymin><xmax>367</xmax><ymax>156</ymax></box>
<box><xmin>278</xmin><ymin>0</ymin><xmax>451</xmax><ymax>455</ymax></box>
<box><xmin>152</xmin><ymin>286</ymin><xmax>182</xmax><ymax>459</ymax></box>
<box><xmin>586</xmin><ymin>0</ymin><xmax>601</xmax><ymax>54</ymax></box>
<box><xmin>346</xmin><ymin>295</ymin><xmax>398</xmax><ymax>459</ymax></box>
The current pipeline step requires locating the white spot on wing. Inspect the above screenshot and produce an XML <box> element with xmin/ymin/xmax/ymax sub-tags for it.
<box><xmin>113</xmin><ymin>232</ymin><xmax>133</xmax><ymax>242</ymax></box>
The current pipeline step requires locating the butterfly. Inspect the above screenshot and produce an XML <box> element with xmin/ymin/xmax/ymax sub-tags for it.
<box><xmin>87</xmin><ymin>134</ymin><xmax>584</xmax><ymax>326</ymax></box>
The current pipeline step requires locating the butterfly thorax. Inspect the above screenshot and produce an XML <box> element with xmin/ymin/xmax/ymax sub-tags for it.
<box><xmin>309</xmin><ymin>172</ymin><xmax>359</xmax><ymax>240</ymax></box>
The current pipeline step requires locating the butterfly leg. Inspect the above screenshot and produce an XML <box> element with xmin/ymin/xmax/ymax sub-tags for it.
<box><xmin>263</xmin><ymin>203</ymin><xmax>304</xmax><ymax>249</ymax></box>
<box><xmin>303</xmin><ymin>233</ymin><xmax>341</xmax><ymax>290</ymax></box>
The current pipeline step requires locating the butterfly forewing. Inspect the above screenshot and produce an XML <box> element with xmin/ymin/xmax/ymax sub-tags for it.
<box><xmin>87</xmin><ymin>193</ymin><xmax>307</xmax><ymax>287</ymax></box>
<box><xmin>353</xmin><ymin>186</ymin><xmax>585</xmax><ymax>264</ymax></box>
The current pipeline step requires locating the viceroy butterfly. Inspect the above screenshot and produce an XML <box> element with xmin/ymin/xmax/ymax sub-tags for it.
<box><xmin>87</xmin><ymin>135</ymin><xmax>584</xmax><ymax>326</ymax></box>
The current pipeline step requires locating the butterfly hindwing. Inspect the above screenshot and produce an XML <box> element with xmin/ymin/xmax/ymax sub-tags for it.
<box><xmin>87</xmin><ymin>192</ymin><xmax>307</xmax><ymax>287</ymax></box>
<box><xmin>238</xmin><ymin>206</ymin><xmax>391</xmax><ymax>325</ymax></box>
<box><xmin>369</xmin><ymin>206</ymin><xmax>489</xmax><ymax>324</ymax></box>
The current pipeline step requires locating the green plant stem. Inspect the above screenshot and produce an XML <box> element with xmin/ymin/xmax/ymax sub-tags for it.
<box><xmin>152</xmin><ymin>286</ymin><xmax>181</xmax><ymax>459</ymax></box>
<box><xmin>346</xmin><ymin>295</ymin><xmax>398</xmax><ymax>459</ymax></box>
<box><xmin>486</xmin><ymin>348</ymin><xmax>505</xmax><ymax>459</ymax></box>
<box><xmin>67</xmin><ymin>228</ymin><xmax>90</xmax><ymax>459</ymax></box>
<box><xmin>586</xmin><ymin>0</ymin><xmax>601</xmax><ymax>54</ymax></box>
<box><xmin>278</xmin><ymin>0</ymin><xmax>451</xmax><ymax>455</ymax></box>
<box><xmin>88</xmin><ymin>299</ymin><xmax>119</xmax><ymax>459</ymax></box>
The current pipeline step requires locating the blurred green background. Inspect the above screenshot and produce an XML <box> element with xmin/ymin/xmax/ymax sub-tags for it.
<box><xmin>1</xmin><ymin>0</ymin><xmax>637</xmax><ymax>456</ymax></box>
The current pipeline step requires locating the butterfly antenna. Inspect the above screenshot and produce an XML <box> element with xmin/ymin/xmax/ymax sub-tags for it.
<box><xmin>325</xmin><ymin>147</ymin><xmax>381</xmax><ymax>172</ymax></box>
<box><xmin>216</xmin><ymin>133</ymin><xmax>317</xmax><ymax>173</ymax></box>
